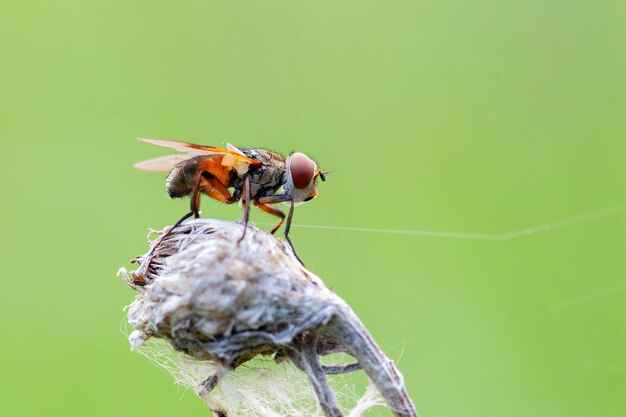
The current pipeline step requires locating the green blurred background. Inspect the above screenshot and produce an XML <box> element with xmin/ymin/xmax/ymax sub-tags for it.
<box><xmin>1</xmin><ymin>1</ymin><xmax>625</xmax><ymax>416</ymax></box>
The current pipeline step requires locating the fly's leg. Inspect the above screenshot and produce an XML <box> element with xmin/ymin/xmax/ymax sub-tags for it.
<box><xmin>145</xmin><ymin>172</ymin><xmax>204</xmax><ymax>263</ymax></box>
<box><xmin>254</xmin><ymin>203</ymin><xmax>285</xmax><ymax>234</ymax></box>
<box><xmin>238</xmin><ymin>176</ymin><xmax>251</xmax><ymax>243</ymax></box>
<box><xmin>284</xmin><ymin>200</ymin><xmax>304</xmax><ymax>265</ymax></box>
<box><xmin>256</xmin><ymin>194</ymin><xmax>292</xmax><ymax>234</ymax></box>
<box><xmin>201</xmin><ymin>172</ymin><xmax>237</xmax><ymax>204</ymax></box>
<box><xmin>255</xmin><ymin>195</ymin><xmax>303</xmax><ymax>265</ymax></box>
<box><xmin>170</xmin><ymin>212</ymin><xmax>194</xmax><ymax>233</ymax></box>
<box><xmin>165</xmin><ymin>172</ymin><xmax>236</xmax><ymax>243</ymax></box>
<box><xmin>138</xmin><ymin>172</ymin><xmax>235</xmax><ymax>286</ymax></box>
<box><xmin>159</xmin><ymin>172</ymin><xmax>203</xmax><ymax>240</ymax></box>
<box><xmin>190</xmin><ymin>171</ymin><xmax>204</xmax><ymax>218</ymax></box>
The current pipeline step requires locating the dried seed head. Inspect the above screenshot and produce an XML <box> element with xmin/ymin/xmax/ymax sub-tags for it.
<box><xmin>121</xmin><ymin>219</ymin><xmax>417</xmax><ymax>417</ymax></box>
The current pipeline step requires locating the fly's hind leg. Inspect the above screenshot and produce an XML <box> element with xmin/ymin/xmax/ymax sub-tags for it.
<box><xmin>238</xmin><ymin>176</ymin><xmax>251</xmax><ymax>243</ymax></box>
<box><xmin>159</xmin><ymin>172</ymin><xmax>204</xmax><ymax>242</ymax></box>
<box><xmin>201</xmin><ymin>172</ymin><xmax>237</xmax><ymax>205</ymax></box>
<box><xmin>163</xmin><ymin>171</ymin><xmax>232</xmax><ymax>241</ymax></box>
<box><xmin>198</xmin><ymin>172</ymin><xmax>246</xmax><ymax>242</ymax></box>
<box><xmin>190</xmin><ymin>171</ymin><xmax>205</xmax><ymax>219</ymax></box>
<box><xmin>141</xmin><ymin>172</ymin><xmax>233</xmax><ymax>281</ymax></box>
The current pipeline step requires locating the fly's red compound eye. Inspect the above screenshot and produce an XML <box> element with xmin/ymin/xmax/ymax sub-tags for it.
<box><xmin>290</xmin><ymin>152</ymin><xmax>316</xmax><ymax>189</ymax></box>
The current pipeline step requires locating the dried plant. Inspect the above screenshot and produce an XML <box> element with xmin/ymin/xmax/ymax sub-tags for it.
<box><xmin>120</xmin><ymin>219</ymin><xmax>417</xmax><ymax>417</ymax></box>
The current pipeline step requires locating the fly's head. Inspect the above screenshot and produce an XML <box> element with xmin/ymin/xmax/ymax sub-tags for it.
<box><xmin>285</xmin><ymin>152</ymin><xmax>326</xmax><ymax>203</ymax></box>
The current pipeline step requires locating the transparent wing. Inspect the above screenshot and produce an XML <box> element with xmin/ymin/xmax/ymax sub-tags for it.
<box><xmin>133</xmin><ymin>154</ymin><xmax>199</xmax><ymax>172</ymax></box>
<box><xmin>138</xmin><ymin>138</ymin><xmax>261</xmax><ymax>166</ymax></box>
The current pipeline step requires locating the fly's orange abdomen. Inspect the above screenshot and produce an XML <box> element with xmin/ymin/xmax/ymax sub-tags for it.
<box><xmin>197</xmin><ymin>155</ymin><xmax>233</xmax><ymax>185</ymax></box>
<box><xmin>166</xmin><ymin>155</ymin><xmax>233</xmax><ymax>198</ymax></box>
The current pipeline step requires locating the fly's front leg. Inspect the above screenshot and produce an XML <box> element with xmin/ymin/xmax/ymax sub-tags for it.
<box><xmin>238</xmin><ymin>176</ymin><xmax>251</xmax><ymax>243</ymax></box>
<box><xmin>284</xmin><ymin>200</ymin><xmax>304</xmax><ymax>265</ymax></box>
<box><xmin>255</xmin><ymin>194</ymin><xmax>302</xmax><ymax>264</ymax></box>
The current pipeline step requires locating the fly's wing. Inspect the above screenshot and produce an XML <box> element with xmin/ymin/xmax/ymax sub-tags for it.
<box><xmin>136</xmin><ymin>138</ymin><xmax>262</xmax><ymax>175</ymax></box>
<box><xmin>133</xmin><ymin>154</ymin><xmax>200</xmax><ymax>172</ymax></box>
<box><xmin>138</xmin><ymin>138</ymin><xmax>260</xmax><ymax>164</ymax></box>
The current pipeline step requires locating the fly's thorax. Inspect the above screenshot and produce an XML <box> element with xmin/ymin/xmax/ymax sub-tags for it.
<box><xmin>232</xmin><ymin>149</ymin><xmax>287</xmax><ymax>200</ymax></box>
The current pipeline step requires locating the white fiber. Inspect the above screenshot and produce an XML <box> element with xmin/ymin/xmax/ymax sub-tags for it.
<box><xmin>132</xmin><ymin>338</ymin><xmax>384</xmax><ymax>417</ymax></box>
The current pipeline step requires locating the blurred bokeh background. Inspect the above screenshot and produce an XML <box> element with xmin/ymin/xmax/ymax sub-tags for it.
<box><xmin>1</xmin><ymin>1</ymin><xmax>625</xmax><ymax>416</ymax></box>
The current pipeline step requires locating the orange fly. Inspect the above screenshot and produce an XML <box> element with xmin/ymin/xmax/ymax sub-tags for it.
<box><xmin>135</xmin><ymin>138</ymin><xmax>326</xmax><ymax>263</ymax></box>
